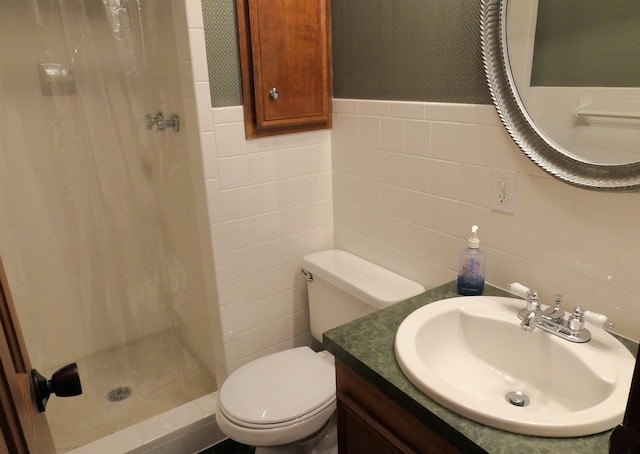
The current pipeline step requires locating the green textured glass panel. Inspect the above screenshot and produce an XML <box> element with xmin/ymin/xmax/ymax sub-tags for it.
<box><xmin>531</xmin><ymin>0</ymin><xmax>640</xmax><ymax>87</ymax></box>
<box><xmin>202</xmin><ymin>0</ymin><xmax>242</xmax><ymax>107</ymax></box>
<box><xmin>201</xmin><ymin>0</ymin><xmax>491</xmax><ymax>106</ymax></box>
<box><xmin>331</xmin><ymin>0</ymin><xmax>492</xmax><ymax>104</ymax></box>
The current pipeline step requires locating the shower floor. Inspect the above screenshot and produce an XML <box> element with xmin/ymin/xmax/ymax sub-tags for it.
<box><xmin>45</xmin><ymin>329</ymin><xmax>217</xmax><ymax>453</ymax></box>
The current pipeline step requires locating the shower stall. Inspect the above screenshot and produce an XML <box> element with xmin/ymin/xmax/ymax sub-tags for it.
<box><xmin>0</xmin><ymin>0</ymin><xmax>219</xmax><ymax>451</ymax></box>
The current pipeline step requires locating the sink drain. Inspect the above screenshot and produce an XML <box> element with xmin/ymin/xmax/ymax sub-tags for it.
<box><xmin>107</xmin><ymin>386</ymin><xmax>132</xmax><ymax>402</ymax></box>
<box><xmin>506</xmin><ymin>390</ymin><xmax>530</xmax><ymax>407</ymax></box>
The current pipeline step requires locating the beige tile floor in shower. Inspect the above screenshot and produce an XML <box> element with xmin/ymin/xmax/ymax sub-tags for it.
<box><xmin>45</xmin><ymin>329</ymin><xmax>217</xmax><ymax>453</ymax></box>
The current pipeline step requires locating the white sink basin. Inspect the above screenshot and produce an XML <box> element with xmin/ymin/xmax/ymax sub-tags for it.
<box><xmin>394</xmin><ymin>296</ymin><xmax>635</xmax><ymax>437</ymax></box>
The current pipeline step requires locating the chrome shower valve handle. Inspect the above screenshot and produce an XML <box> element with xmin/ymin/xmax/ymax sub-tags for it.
<box><xmin>145</xmin><ymin>112</ymin><xmax>180</xmax><ymax>132</ymax></box>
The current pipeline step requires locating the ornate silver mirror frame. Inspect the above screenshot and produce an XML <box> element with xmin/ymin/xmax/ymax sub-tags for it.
<box><xmin>480</xmin><ymin>0</ymin><xmax>640</xmax><ymax>192</ymax></box>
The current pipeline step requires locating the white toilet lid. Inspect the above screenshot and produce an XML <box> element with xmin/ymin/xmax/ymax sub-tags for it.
<box><xmin>219</xmin><ymin>347</ymin><xmax>335</xmax><ymax>426</ymax></box>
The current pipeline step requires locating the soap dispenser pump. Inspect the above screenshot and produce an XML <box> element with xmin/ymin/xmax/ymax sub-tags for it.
<box><xmin>457</xmin><ymin>225</ymin><xmax>486</xmax><ymax>296</ymax></box>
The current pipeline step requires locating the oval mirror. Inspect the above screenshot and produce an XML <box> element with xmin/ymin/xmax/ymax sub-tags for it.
<box><xmin>480</xmin><ymin>0</ymin><xmax>640</xmax><ymax>191</ymax></box>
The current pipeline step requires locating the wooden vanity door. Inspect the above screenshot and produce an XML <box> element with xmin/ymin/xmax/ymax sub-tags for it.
<box><xmin>0</xmin><ymin>256</ymin><xmax>56</xmax><ymax>453</ymax></box>
<box><xmin>335</xmin><ymin>360</ymin><xmax>461</xmax><ymax>454</ymax></box>
<box><xmin>610</xmin><ymin>351</ymin><xmax>640</xmax><ymax>453</ymax></box>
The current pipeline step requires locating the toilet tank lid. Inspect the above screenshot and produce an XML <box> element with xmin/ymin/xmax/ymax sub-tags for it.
<box><xmin>302</xmin><ymin>250</ymin><xmax>425</xmax><ymax>310</ymax></box>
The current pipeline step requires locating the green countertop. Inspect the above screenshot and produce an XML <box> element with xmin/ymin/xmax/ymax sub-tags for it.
<box><xmin>323</xmin><ymin>281</ymin><xmax>638</xmax><ymax>454</ymax></box>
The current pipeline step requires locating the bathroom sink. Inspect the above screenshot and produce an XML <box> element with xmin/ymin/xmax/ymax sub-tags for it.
<box><xmin>394</xmin><ymin>296</ymin><xmax>635</xmax><ymax>437</ymax></box>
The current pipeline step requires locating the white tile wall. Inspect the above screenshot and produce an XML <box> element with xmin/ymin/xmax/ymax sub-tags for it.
<box><xmin>203</xmin><ymin>106</ymin><xmax>333</xmax><ymax>372</ymax></box>
<box><xmin>175</xmin><ymin>0</ymin><xmax>230</xmax><ymax>386</ymax></box>
<box><xmin>185</xmin><ymin>0</ymin><xmax>640</xmax><ymax>397</ymax></box>
<box><xmin>332</xmin><ymin>98</ymin><xmax>640</xmax><ymax>342</ymax></box>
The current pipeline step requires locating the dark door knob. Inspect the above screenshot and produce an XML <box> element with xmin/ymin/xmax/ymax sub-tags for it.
<box><xmin>30</xmin><ymin>362</ymin><xmax>82</xmax><ymax>412</ymax></box>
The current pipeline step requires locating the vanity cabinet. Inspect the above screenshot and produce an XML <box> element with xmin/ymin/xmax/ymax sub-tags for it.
<box><xmin>236</xmin><ymin>0</ymin><xmax>332</xmax><ymax>138</ymax></box>
<box><xmin>336</xmin><ymin>359</ymin><xmax>460</xmax><ymax>454</ymax></box>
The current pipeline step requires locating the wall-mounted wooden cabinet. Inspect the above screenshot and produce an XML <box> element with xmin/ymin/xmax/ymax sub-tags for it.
<box><xmin>236</xmin><ymin>0</ymin><xmax>332</xmax><ymax>138</ymax></box>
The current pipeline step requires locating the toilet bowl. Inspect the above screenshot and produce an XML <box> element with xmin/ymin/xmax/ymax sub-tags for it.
<box><xmin>216</xmin><ymin>348</ymin><xmax>336</xmax><ymax>450</ymax></box>
<box><xmin>216</xmin><ymin>250</ymin><xmax>425</xmax><ymax>453</ymax></box>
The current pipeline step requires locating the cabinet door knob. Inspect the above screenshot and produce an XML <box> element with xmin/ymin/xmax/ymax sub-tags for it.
<box><xmin>269</xmin><ymin>87</ymin><xmax>279</xmax><ymax>100</ymax></box>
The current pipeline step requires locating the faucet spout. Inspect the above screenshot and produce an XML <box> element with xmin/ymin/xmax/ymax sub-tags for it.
<box><xmin>520</xmin><ymin>308</ymin><xmax>540</xmax><ymax>331</ymax></box>
<box><xmin>512</xmin><ymin>285</ymin><xmax>540</xmax><ymax>332</ymax></box>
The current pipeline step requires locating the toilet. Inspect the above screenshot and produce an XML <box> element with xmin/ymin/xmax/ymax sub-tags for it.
<box><xmin>216</xmin><ymin>250</ymin><xmax>425</xmax><ymax>454</ymax></box>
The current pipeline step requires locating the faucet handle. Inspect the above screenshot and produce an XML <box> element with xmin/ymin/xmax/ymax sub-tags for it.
<box><xmin>584</xmin><ymin>311</ymin><xmax>614</xmax><ymax>331</ymax></box>
<box><xmin>144</xmin><ymin>113</ymin><xmax>156</xmax><ymax>130</ymax></box>
<box><xmin>568</xmin><ymin>306</ymin><xmax>585</xmax><ymax>332</ymax></box>
<box><xmin>507</xmin><ymin>282</ymin><xmax>539</xmax><ymax>312</ymax></box>
<box><xmin>507</xmin><ymin>282</ymin><xmax>532</xmax><ymax>299</ymax></box>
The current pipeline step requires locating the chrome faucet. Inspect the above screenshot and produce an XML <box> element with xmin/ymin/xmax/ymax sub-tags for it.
<box><xmin>507</xmin><ymin>282</ymin><xmax>613</xmax><ymax>343</ymax></box>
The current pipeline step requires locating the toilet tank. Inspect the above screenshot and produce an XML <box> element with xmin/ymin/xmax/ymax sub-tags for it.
<box><xmin>302</xmin><ymin>250</ymin><xmax>425</xmax><ymax>341</ymax></box>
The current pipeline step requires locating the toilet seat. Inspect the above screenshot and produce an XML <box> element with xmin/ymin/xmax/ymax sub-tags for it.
<box><xmin>216</xmin><ymin>396</ymin><xmax>336</xmax><ymax>447</ymax></box>
<box><xmin>218</xmin><ymin>347</ymin><xmax>336</xmax><ymax>428</ymax></box>
<box><xmin>220</xmin><ymin>396</ymin><xmax>335</xmax><ymax>430</ymax></box>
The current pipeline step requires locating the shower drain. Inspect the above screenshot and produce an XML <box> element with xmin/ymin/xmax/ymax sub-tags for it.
<box><xmin>107</xmin><ymin>386</ymin><xmax>132</xmax><ymax>402</ymax></box>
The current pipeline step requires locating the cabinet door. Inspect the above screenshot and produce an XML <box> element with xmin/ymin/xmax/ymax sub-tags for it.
<box><xmin>335</xmin><ymin>360</ymin><xmax>461</xmax><ymax>454</ymax></box>
<box><xmin>337</xmin><ymin>391</ymin><xmax>416</xmax><ymax>454</ymax></box>
<box><xmin>237</xmin><ymin>0</ymin><xmax>332</xmax><ymax>137</ymax></box>
<box><xmin>610</xmin><ymin>351</ymin><xmax>640</xmax><ymax>453</ymax></box>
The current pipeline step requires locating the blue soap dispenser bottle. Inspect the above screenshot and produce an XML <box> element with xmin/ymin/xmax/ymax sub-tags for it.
<box><xmin>457</xmin><ymin>225</ymin><xmax>486</xmax><ymax>296</ymax></box>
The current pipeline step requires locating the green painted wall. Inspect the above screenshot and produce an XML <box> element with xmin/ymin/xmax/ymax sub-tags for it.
<box><xmin>531</xmin><ymin>0</ymin><xmax>640</xmax><ymax>87</ymax></box>
<box><xmin>202</xmin><ymin>0</ymin><xmax>243</xmax><ymax>107</ymax></box>
<box><xmin>202</xmin><ymin>0</ymin><xmax>492</xmax><ymax>107</ymax></box>
<box><xmin>331</xmin><ymin>0</ymin><xmax>491</xmax><ymax>104</ymax></box>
